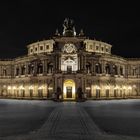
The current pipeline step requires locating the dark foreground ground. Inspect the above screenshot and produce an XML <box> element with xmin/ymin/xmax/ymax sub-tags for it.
<box><xmin>0</xmin><ymin>99</ymin><xmax>140</xmax><ymax>140</ymax></box>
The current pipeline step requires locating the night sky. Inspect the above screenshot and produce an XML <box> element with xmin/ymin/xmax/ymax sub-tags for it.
<box><xmin>0</xmin><ymin>1</ymin><xmax>139</xmax><ymax>58</ymax></box>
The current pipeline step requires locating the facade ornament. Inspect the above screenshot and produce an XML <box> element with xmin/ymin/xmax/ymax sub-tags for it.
<box><xmin>79</xmin><ymin>29</ymin><xmax>84</xmax><ymax>36</ymax></box>
<box><xmin>63</xmin><ymin>18</ymin><xmax>76</xmax><ymax>36</ymax></box>
<box><xmin>54</xmin><ymin>29</ymin><xmax>60</xmax><ymax>36</ymax></box>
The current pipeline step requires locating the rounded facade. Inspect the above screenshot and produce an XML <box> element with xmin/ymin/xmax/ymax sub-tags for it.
<box><xmin>0</xmin><ymin>18</ymin><xmax>140</xmax><ymax>100</ymax></box>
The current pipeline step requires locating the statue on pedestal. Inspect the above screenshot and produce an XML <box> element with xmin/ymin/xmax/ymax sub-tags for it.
<box><xmin>63</xmin><ymin>18</ymin><xmax>76</xmax><ymax>36</ymax></box>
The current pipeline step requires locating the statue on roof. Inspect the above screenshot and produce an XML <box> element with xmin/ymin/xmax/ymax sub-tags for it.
<box><xmin>63</xmin><ymin>18</ymin><xmax>76</xmax><ymax>36</ymax></box>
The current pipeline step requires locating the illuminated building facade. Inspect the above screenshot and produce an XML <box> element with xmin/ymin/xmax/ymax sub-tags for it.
<box><xmin>0</xmin><ymin>18</ymin><xmax>140</xmax><ymax>100</ymax></box>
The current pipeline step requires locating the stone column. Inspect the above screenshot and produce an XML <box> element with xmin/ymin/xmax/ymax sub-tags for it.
<box><xmin>54</xmin><ymin>76</ymin><xmax>57</xmax><ymax>92</ymax></box>
<box><xmin>19</xmin><ymin>64</ymin><xmax>21</xmax><ymax>76</ymax></box>
<box><xmin>59</xmin><ymin>55</ymin><xmax>61</xmax><ymax>71</ymax></box>
<box><xmin>139</xmin><ymin>65</ymin><xmax>140</xmax><ymax>78</ymax></box>
<box><xmin>110</xmin><ymin>64</ymin><xmax>113</xmax><ymax>75</ymax></box>
<box><xmin>42</xmin><ymin>60</ymin><xmax>45</xmax><ymax>75</ymax></box>
<box><xmin>85</xmin><ymin>55</ymin><xmax>87</xmax><ymax>72</ymax></box>
<box><xmin>83</xmin><ymin>55</ymin><xmax>86</xmax><ymax>72</ymax></box>
<box><xmin>34</xmin><ymin>61</ymin><xmax>37</xmax><ymax>75</ymax></box>
<box><xmin>91</xmin><ymin>59</ymin><xmax>94</xmax><ymax>74</ymax></box>
<box><xmin>25</xmin><ymin>62</ymin><xmax>29</xmax><ymax>76</ymax></box>
<box><xmin>123</xmin><ymin>65</ymin><xmax>126</xmax><ymax>76</ymax></box>
<box><xmin>102</xmin><ymin>61</ymin><xmax>105</xmax><ymax>74</ymax></box>
<box><xmin>56</xmin><ymin>54</ymin><xmax>60</xmax><ymax>73</ymax></box>
<box><xmin>118</xmin><ymin>65</ymin><xmax>120</xmax><ymax>76</ymax></box>
<box><xmin>45</xmin><ymin>59</ymin><xmax>48</xmax><ymax>74</ymax></box>
<box><xmin>55</xmin><ymin>55</ymin><xmax>57</xmax><ymax>73</ymax></box>
<box><xmin>80</xmin><ymin>55</ymin><xmax>83</xmax><ymax>70</ymax></box>
<box><xmin>78</xmin><ymin>54</ymin><xmax>80</xmax><ymax>71</ymax></box>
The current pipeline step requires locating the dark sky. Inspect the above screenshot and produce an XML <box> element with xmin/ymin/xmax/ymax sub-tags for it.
<box><xmin>0</xmin><ymin>0</ymin><xmax>139</xmax><ymax>58</ymax></box>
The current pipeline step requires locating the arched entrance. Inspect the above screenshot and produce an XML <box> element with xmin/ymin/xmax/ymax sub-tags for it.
<box><xmin>63</xmin><ymin>79</ymin><xmax>75</xmax><ymax>100</ymax></box>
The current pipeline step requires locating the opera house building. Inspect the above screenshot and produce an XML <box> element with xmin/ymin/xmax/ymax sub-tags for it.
<box><xmin>0</xmin><ymin>19</ymin><xmax>140</xmax><ymax>100</ymax></box>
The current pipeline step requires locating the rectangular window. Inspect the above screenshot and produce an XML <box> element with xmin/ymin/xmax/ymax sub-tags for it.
<box><xmin>40</xmin><ymin>46</ymin><xmax>43</xmax><ymax>50</ymax></box>
<box><xmin>89</xmin><ymin>45</ymin><xmax>93</xmax><ymax>49</ymax></box>
<box><xmin>46</xmin><ymin>45</ymin><xmax>49</xmax><ymax>49</ymax></box>
<box><xmin>96</xmin><ymin>46</ymin><xmax>99</xmax><ymax>50</ymax></box>
<box><xmin>67</xmin><ymin>66</ymin><xmax>72</xmax><ymax>73</ymax></box>
<box><xmin>106</xmin><ymin>48</ymin><xmax>108</xmax><ymax>52</ymax></box>
<box><xmin>35</xmin><ymin>47</ymin><xmax>37</xmax><ymax>51</ymax></box>
<box><xmin>101</xmin><ymin>47</ymin><xmax>104</xmax><ymax>51</ymax></box>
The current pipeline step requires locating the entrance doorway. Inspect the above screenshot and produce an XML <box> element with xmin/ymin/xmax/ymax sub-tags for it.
<box><xmin>66</xmin><ymin>86</ymin><xmax>72</xmax><ymax>98</ymax></box>
<box><xmin>63</xmin><ymin>79</ymin><xmax>75</xmax><ymax>100</ymax></box>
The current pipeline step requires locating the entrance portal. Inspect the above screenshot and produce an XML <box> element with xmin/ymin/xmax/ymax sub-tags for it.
<box><xmin>63</xmin><ymin>79</ymin><xmax>75</xmax><ymax>100</ymax></box>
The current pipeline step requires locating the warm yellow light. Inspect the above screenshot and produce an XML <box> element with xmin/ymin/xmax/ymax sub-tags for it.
<box><xmin>123</xmin><ymin>86</ymin><xmax>126</xmax><ymax>89</ymax></box>
<box><xmin>63</xmin><ymin>79</ymin><xmax>75</xmax><ymax>99</ymax></box>
<box><xmin>38</xmin><ymin>86</ymin><xmax>42</xmax><ymax>90</ymax></box>
<box><xmin>8</xmin><ymin>86</ymin><xmax>11</xmax><ymax>90</ymax></box>
<box><xmin>19</xmin><ymin>86</ymin><xmax>24</xmax><ymax>90</ymax></box>
<box><xmin>105</xmin><ymin>86</ymin><xmax>110</xmax><ymax>89</ymax></box>
<box><xmin>133</xmin><ymin>85</ymin><xmax>136</xmax><ymax>88</ymax></box>
<box><xmin>38</xmin><ymin>86</ymin><xmax>44</xmax><ymax>90</ymax></box>
<box><xmin>29</xmin><ymin>86</ymin><xmax>33</xmax><ymax>89</ymax></box>
<box><xmin>128</xmin><ymin>86</ymin><xmax>132</xmax><ymax>90</ymax></box>
<box><xmin>95</xmin><ymin>85</ymin><xmax>100</xmax><ymax>89</ymax></box>
<box><xmin>114</xmin><ymin>86</ymin><xmax>119</xmax><ymax>89</ymax></box>
<box><xmin>13</xmin><ymin>86</ymin><xmax>16</xmax><ymax>90</ymax></box>
<box><xmin>86</xmin><ymin>87</ymin><xmax>91</xmax><ymax>90</ymax></box>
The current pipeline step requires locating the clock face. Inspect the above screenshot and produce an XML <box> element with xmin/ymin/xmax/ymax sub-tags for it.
<box><xmin>64</xmin><ymin>43</ymin><xmax>75</xmax><ymax>53</ymax></box>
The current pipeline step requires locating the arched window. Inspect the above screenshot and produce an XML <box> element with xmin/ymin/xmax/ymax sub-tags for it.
<box><xmin>132</xmin><ymin>68</ymin><xmax>137</xmax><ymax>76</ymax></box>
<box><xmin>86</xmin><ymin>62</ymin><xmax>91</xmax><ymax>73</ymax></box>
<box><xmin>28</xmin><ymin>63</ymin><xmax>34</xmax><ymax>74</ymax></box>
<box><xmin>3</xmin><ymin>68</ymin><xmax>7</xmax><ymax>76</ymax></box>
<box><xmin>112</xmin><ymin>65</ymin><xmax>118</xmax><ymax>75</ymax></box>
<box><xmin>47</xmin><ymin>62</ymin><xmax>53</xmax><ymax>73</ymax></box>
<box><xmin>95</xmin><ymin>63</ymin><xmax>102</xmax><ymax>74</ymax></box>
<box><xmin>16</xmin><ymin>67</ymin><xmax>19</xmax><ymax>76</ymax></box>
<box><xmin>105</xmin><ymin>64</ymin><xmax>111</xmax><ymax>74</ymax></box>
<box><xmin>120</xmin><ymin>66</ymin><xmax>123</xmax><ymax>75</ymax></box>
<box><xmin>37</xmin><ymin>62</ymin><xmax>43</xmax><ymax>74</ymax></box>
<box><xmin>21</xmin><ymin>65</ymin><xmax>26</xmax><ymax>75</ymax></box>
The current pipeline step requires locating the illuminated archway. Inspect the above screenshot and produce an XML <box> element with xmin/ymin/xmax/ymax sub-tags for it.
<box><xmin>63</xmin><ymin>79</ymin><xmax>75</xmax><ymax>100</ymax></box>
